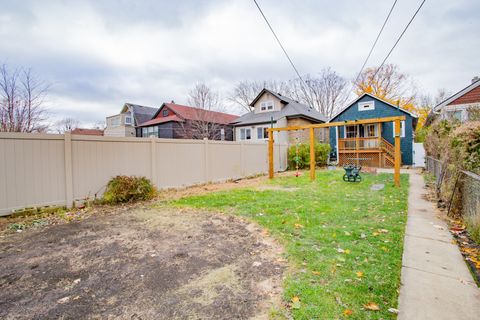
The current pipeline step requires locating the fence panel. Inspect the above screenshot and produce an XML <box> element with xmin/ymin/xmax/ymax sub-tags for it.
<box><xmin>0</xmin><ymin>133</ymin><xmax>288</xmax><ymax>215</ymax></box>
<box><xmin>425</xmin><ymin>155</ymin><xmax>480</xmax><ymax>224</ymax></box>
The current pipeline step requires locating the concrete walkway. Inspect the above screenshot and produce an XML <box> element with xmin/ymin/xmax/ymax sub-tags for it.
<box><xmin>397</xmin><ymin>170</ymin><xmax>480</xmax><ymax>319</ymax></box>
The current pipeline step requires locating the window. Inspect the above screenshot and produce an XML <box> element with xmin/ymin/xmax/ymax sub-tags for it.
<box><xmin>393</xmin><ymin>121</ymin><xmax>406</xmax><ymax>138</ymax></box>
<box><xmin>257</xmin><ymin>127</ymin><xmax>268</xmax><ymax>139</ymax></box>
<box><xmin>125</xmin><ymin>116</ymin><xmax>132</xmax><ymax>125</ymax></box>
<box><xmin>260</xmin><ymin>101</ymin><xmax>274</xmax><ymax>111</ymax></box>
<box><xmin>358</xmin><ymin>101</ymin><xmax>375</xmax><ymax>111</ymax></box>
<box><xmin>345</xmin><ymin>125</ymin><xmax>357</xmax><ymax>138</ymax></box>
<box><xmin>163</xmin><ymin>109</ymin><xmax>169</xmax><ymax>117</ymax></box>
<box><xmin>142</xmin><ymin>127</ymin><xmax>147</xmax><ymax>137</ymax></box>
<box><xmin>110</xmin><ymin>117</ymin><xmax>120</xmax><ymax>126</ymax></box>
<box><xmin>365</xmin><ymin>124</ymin><xmax>377</xmax><ymax>137</ymax></box>
<box><xmin>240</xmin><ymin>128</ymin><xmax>251</xmax><ymax>140</ymax></box>
<box><xmin>220</xmin><ymin>128</ymin><xmax>225</xmax><ymax>141</ymax></box>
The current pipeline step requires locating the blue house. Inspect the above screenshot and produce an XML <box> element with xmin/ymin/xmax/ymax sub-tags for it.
<box><xmin>329</xmin><ymin>93</ymin><xmax>418</xmax><ymax>167</ymax></box>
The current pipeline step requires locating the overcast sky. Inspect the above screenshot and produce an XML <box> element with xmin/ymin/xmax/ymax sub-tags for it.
<box><xmin>1</xmin><ymin>0</ymin><xmax>478</xmax><ymax>125</ymax></box>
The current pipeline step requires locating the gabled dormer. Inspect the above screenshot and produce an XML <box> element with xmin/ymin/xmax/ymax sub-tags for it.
<box><xmin>250</xmin><ymin>89</ymin><xmax>288</xmax><ymax>114</ymax></box>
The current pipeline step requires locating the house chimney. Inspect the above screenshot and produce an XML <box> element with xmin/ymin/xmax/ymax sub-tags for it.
<box><xmin>472</xmin><ymin>76</ymin><xmax>479</xmax><ymax>83</ymax></box>
<box><xmin>171</xmin><ymin>100</ymin><xmax>175</xmax><ymax>103</ymax></box>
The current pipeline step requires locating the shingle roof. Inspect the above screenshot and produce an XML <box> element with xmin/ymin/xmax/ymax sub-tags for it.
<box><xmin>140</xmin><ymin>103</ymin><xmax>239</xmax><ymax>127</ymax></box>
<box><xmin>71</xmin><ymin>128</ymin><xmax>104</xmax><ymax>136</ymax></box>
<box><xmin>138</xmin><ymin>114</ymin><xmax>184</xmax><ymax>127</ymax></box>
<box><xmin>232</xmin><ymin>89</ymin><xmax>327</xmax><ymax>126</ymax></box>
<box><xmin>434</xmin><ymin>79</ymin><xmax>480</xmax><ymax>111</ymax></box>
<box><xmin>124</xmin><ymin>103</ymin><xmax>158</xmax><ymax>125</ymax></box>
<box><xmin>161</xmin><ymin>103</ymin><xmax>239</xmax><ymax>124</ymax></box>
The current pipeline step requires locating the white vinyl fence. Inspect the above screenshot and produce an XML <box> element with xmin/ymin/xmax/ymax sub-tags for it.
<box><xmin>0</xmin><ymin>133</ymin><xmax>288</xmax><ymax>216</ymax></box>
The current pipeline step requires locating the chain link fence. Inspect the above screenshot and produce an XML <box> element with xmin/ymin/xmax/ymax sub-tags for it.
<box><xmin>425</xmin><ymin>156</ymin><xmax>480</xmax><ymax>234</ymax></box>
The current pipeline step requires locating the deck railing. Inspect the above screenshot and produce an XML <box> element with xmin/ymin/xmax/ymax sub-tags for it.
<box><xmin>338</xmin><ymin>137</ymin><xmax>380</xmax><ymax>150</ymax></box>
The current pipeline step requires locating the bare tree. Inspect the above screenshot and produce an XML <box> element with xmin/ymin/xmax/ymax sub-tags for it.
<box><xmin>229</xmin><ymin>70</ymin><xmax>348</xmax><ymax>118</ymax></box>
<box><xmin>181</xmin><ymin>83</ymin><xmax>229</xmax><ymax>140</ymax></box>
<box><xmin>55</xmin><ymin>117</ymin><xmax>80</xmax><ymax>133</ymax></box>
<box><xmin>0</xmin><ymin>64</ymin><xmax>49</xmax><ymax>132</ymax></box>
<box><xmin>187</xmin><ymin>83</ymin><xmax>222</xmax><ymax>111</ymax></box>
<box><xmin>92</xmin><ymin>120</ymin><xmax>106</xmax><ymax>130</ymax></box>
<box><xmin>229</xmin><ymin>80</ymin><xmax>291</xmax><ymax>112</ymax></box>
<box><xmin>288</xmin><ymin>69</ymin><xmax>349</xmax><ymax>118</ymax></box>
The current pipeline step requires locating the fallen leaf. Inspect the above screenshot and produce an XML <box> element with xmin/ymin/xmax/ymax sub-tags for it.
<box><xmin>345</xmin><ymin>249</ymin><xmax>351</xmax><ymax>254</ymax></box>
<box><xmin>372</xmin><ymin>232</ymin><xmax>380</xmax><ymax>236</ymax></box>
<box><xmin>356</xmin><ymin>271</ymin><xmax>363</xmax><ymax>278</ymax></box>
<box><xmin>294</xmin><ymin>223</ymin><xmax>304</xmax><ymax>229</ymax></box>
<box><xmin>364</xmin><ymin>302</ymin><xmax>380</xmax><ymax>311</ymax></box>
<box><xmin>312</xmin><ymin>271</ymin><xmax>321</xmax><ymax>275</ymax></box>
<box><xmin>291</xmin><ymin>296</ymin><xmax>301</xmax><ymax>309</ymax></box>
<box><xmin>343</xmin><ymin>309</ymin><xmax>353</xmax><ymax>316</ymax></box>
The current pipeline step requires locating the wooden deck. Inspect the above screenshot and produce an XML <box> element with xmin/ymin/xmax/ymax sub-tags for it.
<box><xmin>337</xmin><ymin>137</ymin><xmax>395</xmax><ymax>168</ymax></box>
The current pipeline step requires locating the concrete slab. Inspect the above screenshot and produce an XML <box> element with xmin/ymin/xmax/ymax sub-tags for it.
<box><xmin>400</xmin><ymin>266</ymin><xmax>480</xmax><ymax>320</ymax></box>
<box><xmin>398</xmin><ymin>171</ymin><xmax>480</xmax><ymax>320</ymax></box>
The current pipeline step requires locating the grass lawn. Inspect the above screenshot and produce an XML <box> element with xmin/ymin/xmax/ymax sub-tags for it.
<box><xmin>174</xmin><ymin>170</ymin><xmax>409</xmax><ymax>319</ymax></box>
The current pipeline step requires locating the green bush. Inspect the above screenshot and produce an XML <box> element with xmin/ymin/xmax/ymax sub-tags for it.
<box><xmin>103</xmin><ymin>176</ymin><xmax>156</xmax><ymax>204</ymax></box>
<box><xmin>288</xmin><ymin>142</ymin><xmax>331</xmax><ymax>169</ymax></box>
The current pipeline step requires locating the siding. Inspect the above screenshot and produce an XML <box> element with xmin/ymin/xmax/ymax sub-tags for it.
<box><xmin>329</xmin><ymin>95</ymin><xmax>415</xmax><ymax>165</ymax></box>
<box><xmin>449</xmin><ymin>85</ymin><xmax>480</xmax><ymax>105</ymax></box>
<box><xmin>287</xmin><ymin>118</ymin><xmax>329</xmax><ymax>144</ymax></box>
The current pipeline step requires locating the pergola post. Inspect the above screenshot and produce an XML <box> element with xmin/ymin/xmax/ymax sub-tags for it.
<box><xmin>309</xmin><ymin>127</ymin><xmax>315</xmax><ymax>181</ymax></box>
<box><xmin>394</xmin><ymin>119</ymin><xmax>401</xmax><ymax>187</ymax></box>
<box><xmin>268</xmin><ymin>129</ymin><xmax>274</xmax><ymax>179</ymax></box>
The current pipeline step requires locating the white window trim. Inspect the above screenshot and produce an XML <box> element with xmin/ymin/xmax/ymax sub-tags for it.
<box><xmin>365</xmin><ymin>124</ymin><xmax>378</xmax><ymax>137</ymax></box>
<box><xmin>260</xmin><ymin>100</ymin><xmax>274</xmax><ymax>112</ymax></box>
<box><xmin>239</xmin><ymin>128</ymin><xmax>251</xmax><ymax>140</ymax></box>
<box><xmin>393</xmin><ymin>121</ymin><xmax>405</xmax><ymax>138</ymax></box>
<box><xmin>257</xmin><ymin>127</ymin><xmax>269</xmax><ymax>140</ymax></box>
<box><xmin>358</xmin><ymin>101</ymin><xmax>375</xmax><ymax>111</ymax></box>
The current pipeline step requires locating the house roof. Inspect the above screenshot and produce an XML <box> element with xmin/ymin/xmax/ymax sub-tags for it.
<box><xmin>232</xmin><ymin>89</ymin><xmax>327</xmax><ymax>126</ymax></box>
<box><xmin>138</xmin><ymin>115</ymin><xmax>184</xmax><ymax>127</ymax></box>
<box><xmin>141</xmin><ymin>102</ymin><xmax>239</xmax><ymax>127</ymax></box>
<box><xmin>122</xmin><ymin>103</ymin><xmax>158</xmax><ymax>125</ymax></box>
<box><xmin>71</xmin><ymin>128</ymin><xmax>104</xmax><ymax>136</ymax></box>
<box><xmin>329</xmin><ymin>93</ymin><xmax>418</xmax><ymax>122</ymax></box>
<box><xmin>434</xmin><ymin>79</ymin><xmax>480</xmax><ymax>111</ymax></box>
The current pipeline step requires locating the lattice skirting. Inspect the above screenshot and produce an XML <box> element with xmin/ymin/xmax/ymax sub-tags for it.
<box><xmin>338</xmin><ymin>152</ymin><xmax>392</xmax><ymax>168</ymax></box>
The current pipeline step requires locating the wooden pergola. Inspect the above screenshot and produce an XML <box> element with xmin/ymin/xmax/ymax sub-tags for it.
<box><xmin>267</xmin><ymin>116</ymin><xmax>405</xmax><ymax>187</ymax></box>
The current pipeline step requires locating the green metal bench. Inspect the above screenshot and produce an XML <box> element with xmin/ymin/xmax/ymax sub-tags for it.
<box><xmin>343</xmin><ymin>165</ymin><xmax>362</xmax><ymax>182</ymax></box>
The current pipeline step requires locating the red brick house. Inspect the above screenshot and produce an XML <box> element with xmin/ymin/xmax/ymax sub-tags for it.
<box><xmin>137</xmin><ymin>102</ymin><xmax>239</xmax><ymax>140</ymax></box>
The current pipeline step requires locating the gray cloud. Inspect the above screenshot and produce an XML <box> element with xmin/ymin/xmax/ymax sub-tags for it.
<box><xmin>0</xmin><ymin>0</ymin><xmax>478</xmax><ymax>125</ymax></box>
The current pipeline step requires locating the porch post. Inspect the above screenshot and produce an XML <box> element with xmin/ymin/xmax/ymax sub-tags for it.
<box><xmin>268</xmin><ymin>129</ymin><xmax>274</xmax><ymax>179</ymax></box>
<box><xmin>356</xmin><ymin>125</ymin><xmax>359</xmax><ymax>167</ymax></box>
<box><xmin>394</xmin><ymin>120</ymin><xmax>401</xmax><ymax>187</ymax></box>
<box><xmin>378</xmin><ymin>123</ymin><xmax>382</xmax><ymax>167</ymax></box>
<box><xmin>309</xmin><ymin>127</ymin><xmax>315</xmax><ymax>181</ymax></box>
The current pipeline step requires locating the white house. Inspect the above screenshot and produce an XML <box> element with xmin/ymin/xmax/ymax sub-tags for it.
<box><xmin>230</xmin><ymin>89</ymin><xmax>328</xmax><ymax>145</ymax></box>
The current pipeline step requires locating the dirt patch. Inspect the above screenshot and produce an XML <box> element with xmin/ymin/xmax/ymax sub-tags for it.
<box><xmin>0</xmin><ymin>206</ymin><xmax>285</xmax><ymax>319</ymax></box>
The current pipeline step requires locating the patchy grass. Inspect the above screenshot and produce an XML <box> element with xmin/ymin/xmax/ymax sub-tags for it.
<box><xmin>174</xmin><ymin>170</ymin><xmax>409</xmax><ymax>319</ymax></box>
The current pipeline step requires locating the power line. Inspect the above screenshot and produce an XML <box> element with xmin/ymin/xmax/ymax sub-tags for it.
<box><xmin>252</xmin><ymin>0</ymin><xmax>311</xmax><ymax>95</ymax></box>
<box><xmin>370</xmin><ymin>0</ymin><xmax>427</xmax><ymax>80</ymax></box>
<box><xmin>353</xmin><ymin>0</ymin><xmax>398</xmax><ymax>86</ymax></box>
